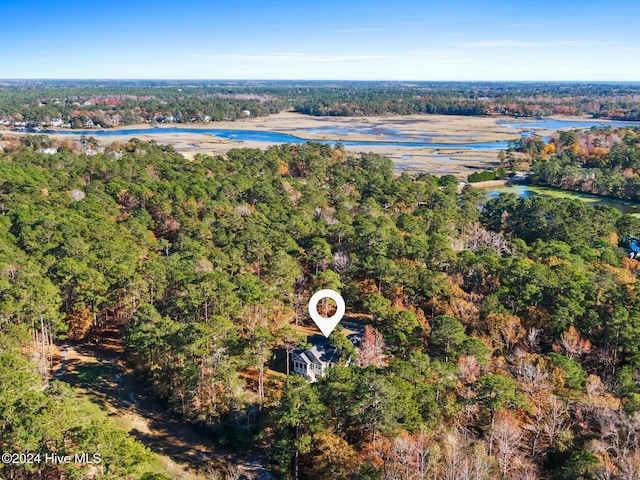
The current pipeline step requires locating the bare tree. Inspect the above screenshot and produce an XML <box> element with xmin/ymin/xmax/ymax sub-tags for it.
<box><xmin>492</xmin><ymin>411</ymin><xmax>524</xmax><ymax>478</ymax></box>
<box><xmin>357</xmin><ymin>325</ymin><xmax>386</xmax><ymax>368</ymax></box>
<box><xmin>513</xmin><ymin>355</ymin><xmax>550</xmax><ymax>397</ymax></box>
<box><xmin>441</xmin><ymin>431</ymin><xmax>465</xmax><ymax>480</ymax></box>
<box><xmin>463</xmin><ymin>223</ymin><xmax>512</xmax><ymax>255</ymax></box>
<box><xmin>331</xmin><ymin>250</ymin><xmax>350</xmax><ymax>274</ymax></box>
<box><xmin>594</xmin><ymin>409</ymin><xmax>640</xmax><ymax>480</ymax></box>
<box><xmin>543</xmin><ymin>396</ymin><xmax>572</xmax><ymax>450</ymax></box>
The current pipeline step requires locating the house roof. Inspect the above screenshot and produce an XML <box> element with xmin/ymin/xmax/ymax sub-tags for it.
<box><xmin>298</xmin><ymin>352</ymin><xmax>313</xmax><ymax>365</ymax></box>
<box><xmin>294</xmin><ymin>336</ymin><xmax>340</xmax><ymax>366</ymax></box>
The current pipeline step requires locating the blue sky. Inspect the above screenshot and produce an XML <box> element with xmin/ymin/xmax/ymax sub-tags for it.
<box><xmin>1</xmin><ymin>0</ymin><xmax>639</xmax><ymax>81</ymax></box>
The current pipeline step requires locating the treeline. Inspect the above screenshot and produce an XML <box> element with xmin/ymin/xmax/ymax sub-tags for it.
<box><xmin>0</xmin><ymin>82</ymin><xmax>284</xmax><ymax>127</ymax></box>
<box><xmin>468</xmin><ymin>167</ymin><xmax>507</xmax><ymax>183</ymax></box>
<box><xmin>2</xmin><ymin>139</ymin><xmax>640</xmax><ymax>478</ymax></box>
<box><xmin>293</xmin><ymin>92</ymin><xmax>489</xmax><ymax>116</ymax></box>
<box><xmin>291</xmin><ymin>82</ymin><xmax>640</xmax><ymax>118</ymax></box>
<box><xmin>3</xmin><ymin>81</ymin><xmax>640</xmax><ymax>127</ymax></box>
<box><xmin>524</xmin><ymin>126</ymin><xmax>640</xmax><ymax>200</ymax></box>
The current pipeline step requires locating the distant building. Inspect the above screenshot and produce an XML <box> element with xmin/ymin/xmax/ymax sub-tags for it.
<box><xmin>241</xmin><ymin>110</ymin><xmax>251</xmax><ymax>117</ymax></box>
<box><xmin>38</xmin><ymin>147</ymin><xmax>58</xmax><ymax>155</ymax></box>
<box><xmin>50</xmin><ymin>118</ymin><xmax>64</xmax><ymax>127</ymax></box>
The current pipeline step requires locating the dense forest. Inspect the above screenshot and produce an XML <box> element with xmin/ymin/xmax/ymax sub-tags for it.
<box><xmin>514</xmin><ymin>126</ymin><xmax>640</xmax><ymax>201</ymax></box>
<box><xmin>2</xmin><ymin>81</ymin><xmax>640</xmax><ymax>128</ymax></box>
<box><xmin>2</xmin><ymin>137</ymin><xmax>640</xmax><ymax>479</ymax></box>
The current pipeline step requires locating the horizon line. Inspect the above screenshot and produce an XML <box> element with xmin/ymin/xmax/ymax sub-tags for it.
<box><xmin>1</xmin><ymin>78</ymin><xmax>640</xmax><ymax>84</ymax></box>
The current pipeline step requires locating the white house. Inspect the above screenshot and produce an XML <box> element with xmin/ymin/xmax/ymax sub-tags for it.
<box><xmin>38</xmin><ymin>147</ymin><xmax>58</xmax><ymax>155</ymax></box>
<box><xmin>292</xmin><ymin>343</ymin><xmax>338</xmax><ymax>382</ymax></box>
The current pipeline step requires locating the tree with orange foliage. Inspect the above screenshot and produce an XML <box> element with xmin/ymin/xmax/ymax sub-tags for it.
<box><xmin>486</xmin><ymin>312</ymin><xmax>525</xmax><ymax>352</ymax></box>
<box><xmin>65</xmin><ymin>306</ymin><xmax>94</xmax><ymax>340</ymax></box>
<box><xmin>302</xmin><ymin>430</ymin><xmax>358</xmax><ymax>480</ymax></box>
<box><xmin>553</xmin><ymin>325</ymin><xmax>592</xmax><ymax>360</ymax></box>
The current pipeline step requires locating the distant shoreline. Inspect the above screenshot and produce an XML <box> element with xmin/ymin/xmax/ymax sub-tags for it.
<box><xmin>3</xmin><ymin>112</ymin><xmax>520</xmax><ymax>144</ymax></box>
<box><xmin>2</xmin><ymin>112</ymin><xmax>636</xmax><ymax>178</ymax></box>
<box><xmin>1</xmin><ymin>112</ymin><xmax>514</xmax><ymax>177</ymax></box>
<box><xmin>6</xmin><ymin>111</ymin><xmax>635</xmax><ymax>143</ymax></box>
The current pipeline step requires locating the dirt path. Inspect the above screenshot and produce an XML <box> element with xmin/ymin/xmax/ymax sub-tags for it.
<box><xmin>55</xmin><ymin>331</ymin><xmax>274</xmax><ymax>479</ymax></box>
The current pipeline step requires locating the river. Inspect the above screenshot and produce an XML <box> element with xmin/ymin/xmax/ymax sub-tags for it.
<box><xmin>47</xmin><ymin>117</ymin><xmax>640</xmax><ymax>151</ymax></box>
<box><xmin>48</xmin><ymin>127</ymin><xmax>511</xmax><ymax>150</ymax></box>
<box><xmin>40</xmin><ymin>117</ymin><xmax>640</xmax><ymax>158</ymax></box>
